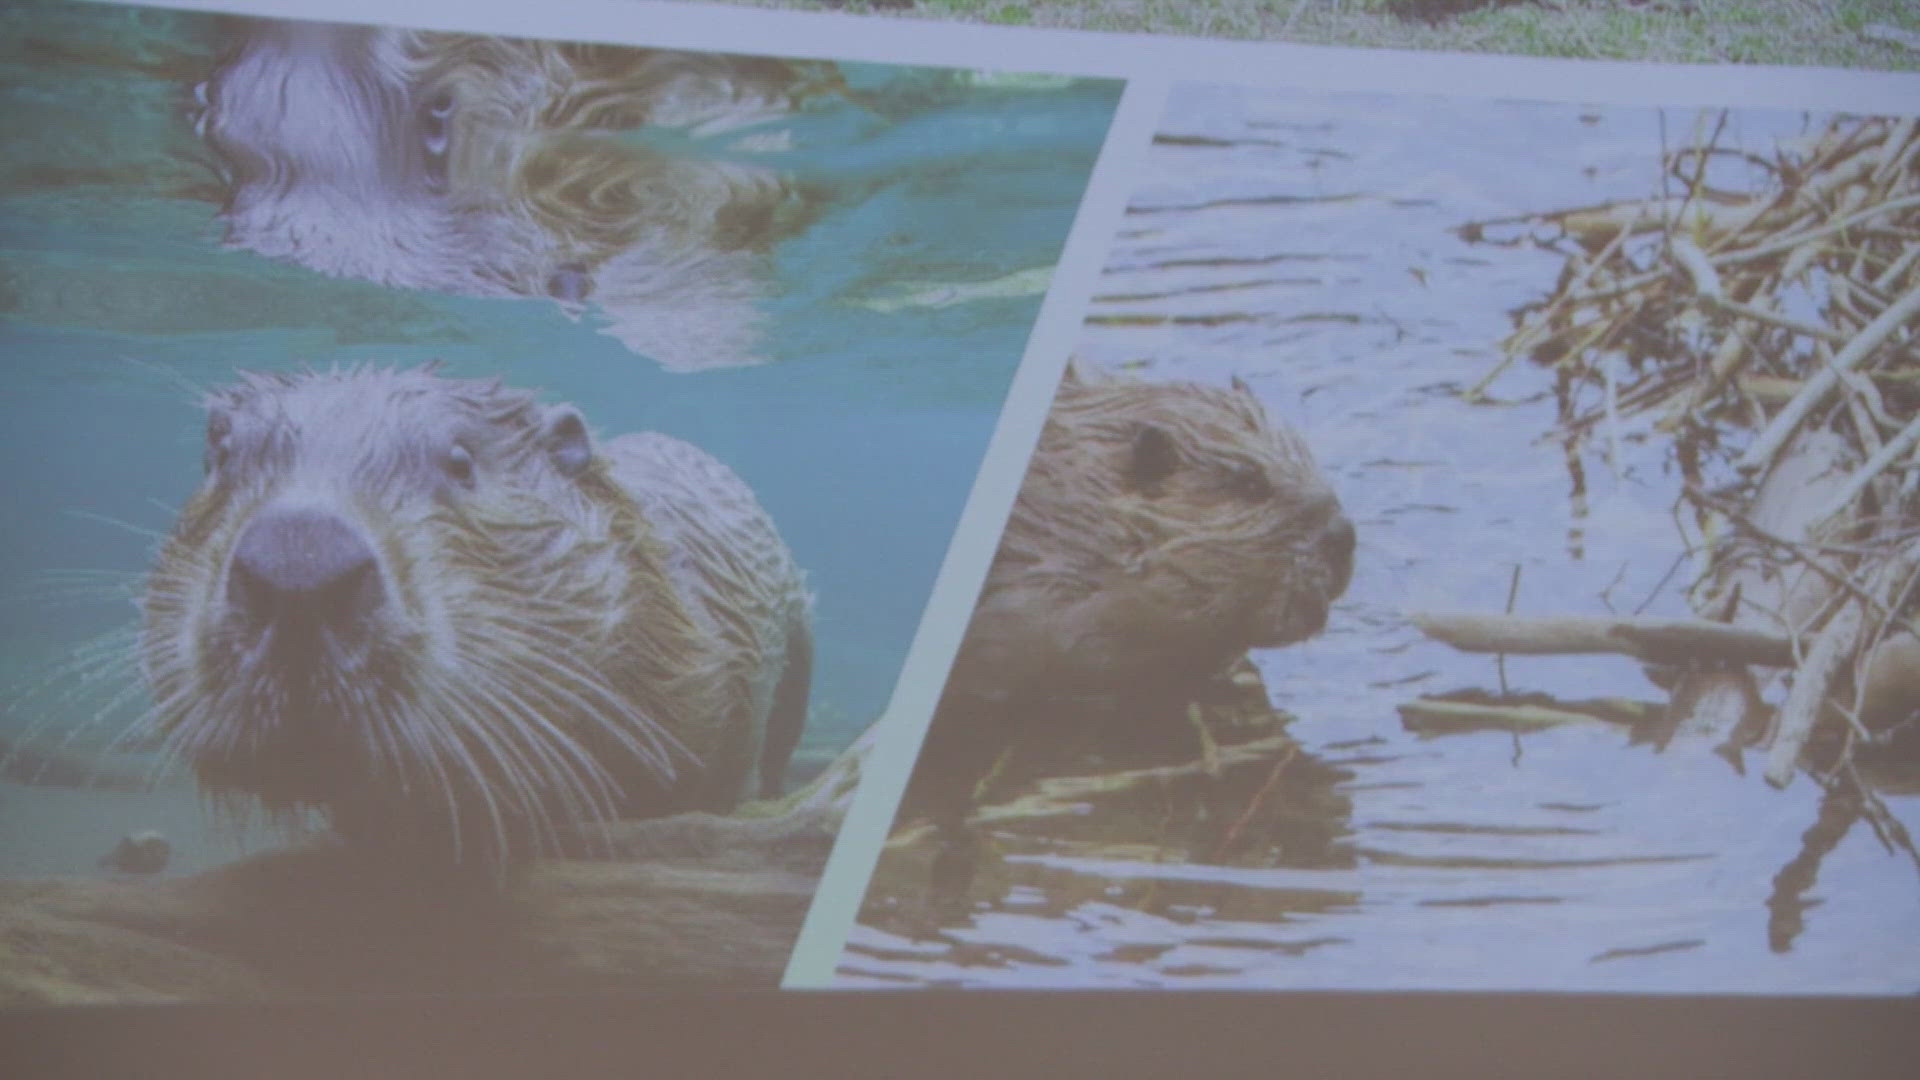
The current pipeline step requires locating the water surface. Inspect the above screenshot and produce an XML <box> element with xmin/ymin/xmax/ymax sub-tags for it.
<box><xmin>843</xmin><ymin>85</ymin><xmax>1920</xmax><ymax>993</ymax></box>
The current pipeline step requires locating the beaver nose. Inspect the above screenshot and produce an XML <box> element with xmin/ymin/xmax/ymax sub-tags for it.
<box><xmin>228</xmin><ymin>507</ymin><xmax>384</xmax><ymax>629</ymax></box>
<box><xmin>1322</xmin><ymin>513</ymin><xmax>1356</xmax><ymax>570</ymax></box>
<box><xmin>1295</xmin><ymin>487</ymin><xmax>1355</xmax><ymax>598</ymax></box>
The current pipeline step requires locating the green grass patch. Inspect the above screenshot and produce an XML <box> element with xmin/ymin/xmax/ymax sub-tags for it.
<box><xmin>714</xmin><ymin>0</ymin><xmax>1920</xmax><ymax>71</ymax></box>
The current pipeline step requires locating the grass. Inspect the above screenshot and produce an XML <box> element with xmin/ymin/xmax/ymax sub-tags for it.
<box><xmin>710</xmin><ymin>0</ymin><xmax>1920</xmax><ymax>71</ymax></box>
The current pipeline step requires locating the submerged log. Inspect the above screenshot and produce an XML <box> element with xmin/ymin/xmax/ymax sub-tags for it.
<box><xmin>1398</xmin><ymin>695</ymin><xmax>1659</xmax><ymax>736</ymax></box>
<box><xmin>1408</xmin><ymin>611</ymin><xmax>1796</xmax><ymax>668</ymax></box>
<box><xmin>0</xmin><ymin>717</ymin><xmax>875</xmax><ymax>1004</ymax></box>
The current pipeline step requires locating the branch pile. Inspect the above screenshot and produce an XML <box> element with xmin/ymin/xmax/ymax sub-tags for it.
<box><xmin>1459</xmin><ymin>113</ymin><xmax>1919</xmax><ymax>782</ymax></box>
<box><xmin>1438</xmin><ymin>116</ymin><xmax>1920</xmax><ymax>934</ymax></box>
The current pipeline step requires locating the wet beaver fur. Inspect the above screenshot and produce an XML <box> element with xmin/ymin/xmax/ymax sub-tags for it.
<box><xmin>193</xmin><ymin>20</ymin><xmax>831</xmax><ymax>370</ymax></box>
<box><xmin>900</xmin><ymin>362</ymin><xmax>1355</xmax><ymax>855</ymax></box>
<box><xmin>140</xmin><ymin>366</ymin><xmax>812</xmax><ymax>868</ymax></box>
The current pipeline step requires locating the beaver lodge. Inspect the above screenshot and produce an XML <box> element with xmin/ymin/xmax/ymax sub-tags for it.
<box><xmin>1407</xmin><ymin>114</ymin><xmax>1920</xmax><ymax>949</ymax></box>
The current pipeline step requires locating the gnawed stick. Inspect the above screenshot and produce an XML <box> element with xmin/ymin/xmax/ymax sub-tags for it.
<box><xmin>1409</xmin><ymin>611</ymin><xmax>1795</xmax><ymax>667</ymax></box>
<box><xmin>1735</xmin><ymin>284</ymin><xmax>1920</xmax><ymax>475</ymax></box>
<box><xmin>1398</xmin><ymin>697</ymin><xmax>1655</xmax><ymax>736</ymax></box>
<box><xmin>1810</xmin><ymin>411</ymin><xmax>1920</xmax><ymax>526</ymax></box>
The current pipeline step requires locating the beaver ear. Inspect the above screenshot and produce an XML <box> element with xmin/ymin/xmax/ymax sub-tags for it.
<box><xmin>1126</xmin><ymin>422</ymin><xmax>1179</xmax><ymax>484</ymax></box>
<box><xmin>543</xmin><ymin>406</ymin><xmax>594</xmax><ymax>478</ymax></box>
<box><xmin>1229</xmin><ymin>375</ymin><xmax>1271</xmax><ymax>429</ymax></box>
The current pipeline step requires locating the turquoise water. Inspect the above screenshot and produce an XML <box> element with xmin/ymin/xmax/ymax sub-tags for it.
<box><xmin>0</xmin><ymin>0</ymin><xmax>1120</xmax><ymax>875</ymax></box>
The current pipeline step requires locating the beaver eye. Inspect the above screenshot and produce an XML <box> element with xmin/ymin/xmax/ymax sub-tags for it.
<box><xmin>443</xmin><ymin>442</ymin><xmax>475</xmax><ymax>488</ymax></box>
<box><xmin>190</xmin><ymin>79</ymin><xmax>213</xmax><ymax>138</ymax></box>
<box><xmin>1229</xmin><ymin>465</ymin><xmax>1272</xmax><ymax>500</ymax></box>
<box><xmin>545</xmin><ymin>408</ymin><xmax>593</xmax><ymax>479</ymax></box>
<box><xmin>421</xmin><ymin>90</ymin><xmax>453</xmax><ymax>158</ymax></box>
<box><xmin>1126</xmin><ymin>423</ymin><xmax>1179</xmax><ymax>485</ymax></box>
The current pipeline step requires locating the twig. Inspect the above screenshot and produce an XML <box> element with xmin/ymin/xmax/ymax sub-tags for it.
<box><xmin>1214</xmin><ymin>743</ymin><xmax>1296</xmax><ymax>858</ymax></box>
<box><xmin>1711</xmin><ymin>194</ymin><xmax>1920</xmax><ymax>269</ymax></box>
<box><xmin>1763</xmin><ymin>599</ymin><xmax>1865</xmax><ymax>787</ymax></box>
<box><xmin>1736</xmin><ymin>285</ymin><xmax>1920</xmax><ymax>474</ymax></box>
<box><xmin>1409</xmin><ymin>610</ymin><xmax>1795</xmax><ymax>667</ymax></box>
<box><xmin>1670</xmin><ymin>236</ymin><xmax>1723</xmax><ymax>300</ymax></box>
<box><xmin>1700</xmin><ymin>294</ymin><xmax>1851</xmax><ymax>346</ymax></box>
<box><xmin>1499</xmin><ymin>563</ymin><xmax>1522</xmax><ymax>696</ymax></box>
<box><xmin>1811</xmin><ymin>412</ymin><xmax>1920</xmax><ymax>525</ymax></box>
<box><xmin>1685</xmin><ymin>483</ymin><xmax>1897</xmax><ymax>631</ymax></box>
<box><xmin>1398</xmin><ymin>697</ymin><xmax>1646</xmax><ymax>735</ymax></box>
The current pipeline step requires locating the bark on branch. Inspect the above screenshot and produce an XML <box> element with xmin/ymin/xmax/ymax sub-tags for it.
<box><xmin>1409</xmin><ymin>611</ymin><xmax>1796</xmax><ymax>668</ymax></box>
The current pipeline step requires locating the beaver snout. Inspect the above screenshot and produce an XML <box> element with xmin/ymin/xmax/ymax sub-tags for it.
<box><xmin>1291</xmin><ymin>488</ymin><xmax>1356</xmax><ymax>596</ymax></box>
<box><xmin>1319</xmin><ymin>512</ymin><xmax>1356</xmax><ymax>595</ymax></box>
<box><xmin>227</xmin><ymin>507</ymin><xmax>386</xmax><ymax>645</ymax></box>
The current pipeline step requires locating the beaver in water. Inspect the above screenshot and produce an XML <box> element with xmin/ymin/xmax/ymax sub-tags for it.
<box><xmin>139</xmin><ymin>366</ymin><xmax>812</xmax><ymax>868</ymax></box>
<box><xmin>901</xmin><ymin>362</ymin><xmax>1355</xmax><ymax>847</ymax></box>
<box><xmin>192</xmin><ymin>21</ymin><xmax>830</xmax><ymax>370</ymax></box>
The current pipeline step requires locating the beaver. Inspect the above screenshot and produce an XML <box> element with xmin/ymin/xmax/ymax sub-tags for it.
<box><xmin>138</xmin><ymin>366</ymin><xmax>812</xmax><ymax>868</ymax></box>
<box><xmin>902</xmin><ymin>362</ymin><xmax>1355</xmax><ymax>835</ymax></box>
<box><xmin>193</xmin><ymin>21</ymin><xmax>830</xmax><ymax>370</ymax></box>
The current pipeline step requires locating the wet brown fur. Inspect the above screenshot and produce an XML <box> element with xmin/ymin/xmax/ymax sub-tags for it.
<box><xmin>905</xmin><ymin>362</ymin><xmax>1352</xmax><ymax>826</ymax></box>
<box><xmin>141</xmin><ymin>366</ymin><xmax>811</xmax><ymax>866</ymax></box>
<box><xmin>195</xmin><ymin>23</ymin><xmax>836</xmax><ymax>369</ymax></box>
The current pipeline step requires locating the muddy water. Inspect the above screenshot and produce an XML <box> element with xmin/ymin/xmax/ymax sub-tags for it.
<box><xmin>842</xmin><ymin>86</ymin><xmax>1920</xmax><ymax>992</ymax></box>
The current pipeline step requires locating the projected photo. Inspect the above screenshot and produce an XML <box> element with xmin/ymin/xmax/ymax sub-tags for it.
<box><xmin>0</xmin><ymin>0</ymin><xmax>1120</xmax><ymax>1000</ymax></box>
<box><xmin>844</xmin><ymin>83</ymin><xmax>1920</xmax><ymax>992</ymax></box>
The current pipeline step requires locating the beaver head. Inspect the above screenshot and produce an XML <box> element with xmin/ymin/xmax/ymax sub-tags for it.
<box><xmin>192</xmin><ymin>22</ymin><xmax>819</xmax><ymax>369</ymax></box>
<box><xmin>140</xmin><ymin>366</ymin><xmax>694</xmax><ymax>862</ymax></box>
<box><xmin>961</xmin><ymin>363</ymin><xmax>1355</xmax><ymax>706</ymax></box>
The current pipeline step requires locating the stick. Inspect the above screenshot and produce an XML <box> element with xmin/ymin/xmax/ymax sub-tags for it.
<box><xmin>1701</xmin><ymin>294</ymin><xmax>1851</xmax><ymax>346</ymax></box>
<box><xmin>1736</xmin><ymin>285</ymin><xmax>1920</xmax><ymax>475</ymax></box>
<box><xmin>1711</xmin><ymin>194</ymin><xmax>1920</xmax><ymax>269</ymax></box>
<box><xmin>1397</xmin><ymin>698</ymin><xmax>1646</xmax><ymax>735</ymax></box>
<box><xmin>1764</xmin><ymin>600</ymin><xmax>1866</xmax><ymax>788</ymax></box>
<box><xmin>1670</xmin><ymin>236</ymin><xmax>1723</xmax><ymax>300</ymax></box>
<box><xmin>1409</xmin><ymin>611</ymin><xmax>1796</xmax><ymax>667</ymax></box>
<box><xmin>1810</xmin><ymin>412</ymin><xmax>1920</xmax><ymax>525</ymax></box>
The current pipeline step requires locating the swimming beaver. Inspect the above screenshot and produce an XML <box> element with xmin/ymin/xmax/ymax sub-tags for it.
<box><xmin>193</xmin><ymin>20</ymin><xmax>828</xmax><ymax>370</ymax></box>
<box><xmin>139</xmin><ymin>366</ymin><xmax>812</xmax><ymax>867</ymax></box>
<box><xmin>903</xmin><ymin>362</ymin><xmax>1355</xmax><ymax>832</ymax></box>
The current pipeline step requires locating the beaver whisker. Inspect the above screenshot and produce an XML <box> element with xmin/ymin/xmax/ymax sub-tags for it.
<box><xmin>411</xmin><ymin>699</ymin><xmax>515</xmax><ymax>864</ymax></box>
<box><xmin>11</xmin><ymin>629</ymin><xmax>145</xmax><ymax>722</ymax></box>
<box><xmin>367</xmin><ymin>694</ymin><xmax>476</xmax><ymax>861</ymax></box>
<box><xmin>491</xmin><ymin>622</ymin><xmax>687</xmax><ymax>757</ymax></box>
<box><xmin>422</xmin><ymin>675</ymin><xmax>606</xmax><ymax>853</ymax></box>
<box><xmin>480</xmin><ymin>650</ymin><xmax>680</xmax><ymax>794</ymax></box>
<box><xmin>117</xmin><ymin>688</ymin><xmax>188</xmax><ymax>780</ymax></box>
<box><xmin>15</xmin><ymin>568</ymin><xmax>147</xmax><ymax>606</ymax></box>
<box><xmin>3</xmin><ymin>626</ymin><xmax>148</xmax><ymax>777</ymax></box>
<box><xmin>61</xmin><ymin>509</ymin><xmax>172</xmax><ymax>545</ymax></box>
<box><xmin>417</xmin><ymin>695</ymin><xmax>555</xmax><ymax>859</ymax></box>
<box><xmin>468</xmin><ymin>625</ymin><xmax>689</xmax><ymax>776</ymax></box>
<box><xmin>440</xmin><ymin>663</ymin><xmax>628</xmax><ymax>821</ymax></box>
<box><xmin>454</xmin><ymin>662</ymin><xmax>632</xmax><ymax>805</ymax></box>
